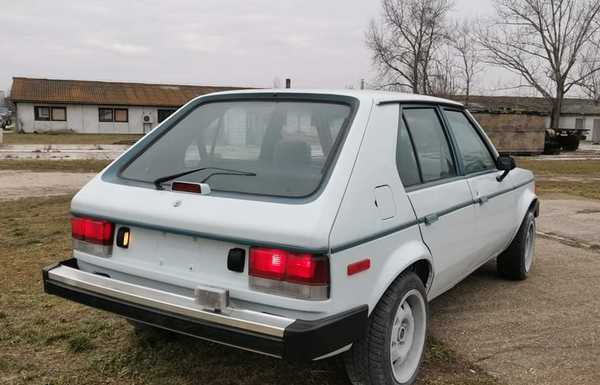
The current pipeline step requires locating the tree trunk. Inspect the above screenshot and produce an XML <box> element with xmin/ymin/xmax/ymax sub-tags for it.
<box><xmin>550</xmin><ymin>95</ymin><xmax>563</xmax><ymax>130</ymax></box>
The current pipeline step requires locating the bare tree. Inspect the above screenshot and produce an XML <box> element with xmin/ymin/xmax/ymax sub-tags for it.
<box><xmin>479</xmin><ymin>0</ymin><xmax>600</xmax><ymax>129</ymax></box>
<box><xmin>577</xmin><ymin>45</ymin><xmax>600</xmax><ymax>102</ymax></box>
<box><xmin>367</xmin><ymin>0</ymin><xmax>453</xmax><ymax>94</ymax></box>
<box><xmin>450</xmin><ymin>21</ymin><xmax>481</xmax><ymax>105</ymax></box>
<box><xmin>428</xmin><ymin>45</ymin><xmax>459</xmax><ymax>97</ymax></box>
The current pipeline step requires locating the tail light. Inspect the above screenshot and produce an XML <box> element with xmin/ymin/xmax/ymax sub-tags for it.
<box><xmin>71</xmin><ymin>216</ymin><xmax>114</xmax><ymax>257</ymax></box>
<box><xmin>249</xmin><ymin>247</ymin><xmax>329</xmax><ymax>300</ymax></box>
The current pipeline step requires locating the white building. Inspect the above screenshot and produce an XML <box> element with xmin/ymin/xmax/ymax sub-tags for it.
<box><xmin>9</xmin><ymin>78</ymin><xmax>243</xmax><ymax>134</ymax></box>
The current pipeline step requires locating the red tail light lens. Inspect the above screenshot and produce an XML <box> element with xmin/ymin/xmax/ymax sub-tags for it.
<box><xmin>248</xmin><ymin>248</ymin><xmax>287</xmax><ymax>280</ymax></box>
<box><xmin>71</xmin><ymin>217</ymin><xmax>114</xmax><ymax>245</ymax></box>
<box><xmin>172</xmin><ymin>182</ymin><xmax>202</xmax><ymax>193</ymax></box>
<box><xmin>286</xmin><ymin>253</ymin><xmax>329</xmax><ymax>284</ymax></box>
<box><xmin>249</xmin><ymin>248</ymin><xmax>329</xmax><ymax>285</ymax></box>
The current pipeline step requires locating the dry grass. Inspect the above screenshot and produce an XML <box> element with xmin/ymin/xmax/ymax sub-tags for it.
<box><xmin>0</xmin><ymin>195</ymin><xmax>499</xmax><ymax>385</ymax></box>
<box><xmin>3</xmin><ymin>132</ymin><xmax>142</xmax><ymax>145</ymax></box>
<box><xmin>0</xmin><ymin>160</ymin><xmax>110</xmax><ymax>173</ymax></box>
<box><xmin>517</xmin><ymin>159</ymin><xmax>600</xmax><ymax>200</ymax></box>
<box><xmin>517</xmin><ymin>158</ymin><xmax>600</xmax><ymax>176</ymax></box>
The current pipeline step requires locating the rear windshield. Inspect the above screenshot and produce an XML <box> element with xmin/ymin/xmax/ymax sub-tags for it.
<box><xmin>120</xmin><ymin>100</ymin><xmax>353</xmax><ymax>198</ymax></box>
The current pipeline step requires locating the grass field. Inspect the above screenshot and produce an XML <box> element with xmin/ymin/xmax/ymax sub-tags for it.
<box><xmin>517</xmin><ymin>158</ymin><xmax>600</xmax><ymax>200</ymax></box>
<box><xmin>2</xmin><ymin>132</ymin><xmax>142</xmax><ymax>145</ymax></box>
<box><xmin>0</xmin><ymin>195</ymin><xmax>498</xmax><ymax>385</ymax></box>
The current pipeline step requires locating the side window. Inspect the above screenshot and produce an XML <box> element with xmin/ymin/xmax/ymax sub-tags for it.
<box><xmin>444</xmin><ymin>110</ymin><xmax>496</xmax><ymax>174</ymax></box>
<box><xmin>403</xmin><ymin>108</ymin><xmax>457</xmax><ymax>183</ymax></box>
<box><xmin>396</xmin><ymin>116</ymin><xmax>421</xmax><ymax>187</ymax></box>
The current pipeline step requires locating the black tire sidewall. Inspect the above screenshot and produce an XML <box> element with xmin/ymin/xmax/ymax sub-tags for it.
<box><xmin>498</xmin><ymin>209</ymin><xmax>536</xmax><ymax>280</ymax></box>
<box><xmin>519</xmin><ymin>211</ymin><xmax>536</xmax><ymax>276</ymax></box>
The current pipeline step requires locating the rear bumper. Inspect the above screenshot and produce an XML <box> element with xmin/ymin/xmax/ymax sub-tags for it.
<box><xmin>43</xmin><ymin>259</ymin><xmax>367</xmax><ymax>361</ymax></box>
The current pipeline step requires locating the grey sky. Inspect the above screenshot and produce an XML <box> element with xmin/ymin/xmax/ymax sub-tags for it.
<box><xmin>1</xmin><ymin>0</ymin><xmax>498</xmax><ymax>94</ymax></box>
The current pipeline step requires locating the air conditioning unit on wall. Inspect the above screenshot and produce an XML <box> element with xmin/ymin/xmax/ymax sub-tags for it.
<box><xmin>143</xmin><ymin>114</ymin><xmax>153</xmax><ymax>124</ymax></box>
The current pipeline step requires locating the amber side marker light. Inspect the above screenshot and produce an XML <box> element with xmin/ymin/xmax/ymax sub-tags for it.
<box><xmin>116</xmin><ymin>227</ymin><xmax>130</xmax><ymax>248</ymax></box>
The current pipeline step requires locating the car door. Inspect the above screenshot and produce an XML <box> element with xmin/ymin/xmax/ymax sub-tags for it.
<box><xmin>441</xmin><ymin>108</ymin><xmax>519</xmax><ymax>262</ymax></box>
<box><xmin>398</xmin><ymin>105</ymin><xmax>479</xmax><ymax>298</ymax></box>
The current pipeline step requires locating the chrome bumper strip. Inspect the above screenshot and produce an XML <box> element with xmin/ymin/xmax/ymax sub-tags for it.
<box><xmin>48</xmin><ymin>265</ymin><xmax>294</xmax><ymax>337</ymax></box>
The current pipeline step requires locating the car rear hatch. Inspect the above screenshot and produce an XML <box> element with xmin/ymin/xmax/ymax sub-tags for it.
<box><xmin>71</xmin><ymin>180</ymin><xmax>340</xmax><ymax>309</ymax></box>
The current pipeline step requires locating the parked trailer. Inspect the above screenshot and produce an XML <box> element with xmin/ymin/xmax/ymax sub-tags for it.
<box><xmin>544</xmin><ymin>128</ymin><xmax>589</xmax><ymax>154</ymax></box>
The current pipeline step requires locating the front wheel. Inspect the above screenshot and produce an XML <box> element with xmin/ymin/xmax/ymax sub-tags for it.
<box><xmin>497</xmin><ymin>210</ymin><xmax>536</xmax><ymax>280</ymax></box>
<box><xmin>344</xmin><ymin>272</ymin><xmax>428</xmax><ymax>385</ymax></box>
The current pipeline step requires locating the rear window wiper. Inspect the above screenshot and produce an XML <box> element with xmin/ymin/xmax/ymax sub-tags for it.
<box><xmin>153</xmin><ymin>167</ymin><xmax>256</xmax><ymax>190</ymax></box>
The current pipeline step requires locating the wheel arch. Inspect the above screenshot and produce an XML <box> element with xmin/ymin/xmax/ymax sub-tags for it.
<box><xmin>501</xmin><ymin>179</ymin><xmax>538</xmax><ymax>255</ymax></box>
<box><xmin>367</xmin><ymin>240</ymin><xmax>433</xmax><ymax>315</ymax></box>
<box><xmin>529</xmin><ymin>197</ymin><xmax>540</xmax><ymax>217</ymax></box>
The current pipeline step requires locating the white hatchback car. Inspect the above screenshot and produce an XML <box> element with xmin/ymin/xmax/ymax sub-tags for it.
<box><xmin>43</xmin><ymin>90</ymin><xmax>538</xmax><ymax>385</ymax></box>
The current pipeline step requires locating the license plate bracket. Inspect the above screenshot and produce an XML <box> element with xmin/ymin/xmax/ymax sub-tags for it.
<box><xmin>194</xmin><ymin>285</ymin><xmax>229</xmax><ymax>313</ymax></box>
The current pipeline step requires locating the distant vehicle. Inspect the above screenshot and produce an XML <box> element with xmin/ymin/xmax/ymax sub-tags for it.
<box><xmin>544</xmin><ymin>127</ymin><xmax>589</xmax><ymax>153</ymax></box>
<box><xmin>0</xmin><ymin>107</ymin><xmax>11</xmax><ymax>129</ymax></box>
<box><xmin>43</xmin><ymin>90</ymin><xmax>538</xmax><ymax>385</ymax></box>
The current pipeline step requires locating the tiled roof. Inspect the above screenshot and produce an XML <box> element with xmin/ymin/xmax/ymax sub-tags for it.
<box><xmin>9</xmin><ymin>77</ymin><xmax>248</xmax><ymax>107</ymax></box>
<box><xmin>451</xmin><ymin>95</ymin><xmax>600</xmax><ymax>116</ymax></box>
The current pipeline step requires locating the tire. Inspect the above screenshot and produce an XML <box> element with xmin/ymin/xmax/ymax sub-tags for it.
<box><xmin>497</xmin><ymin>210</ymin><xmax>536</xmax><ymax>280</ymax></box>
<box><xmin>344</xmin><ymin>272</ymin><xmax>428</xmax><ymax>385</ymax></box>
<box><xmin>558</xmin><ymin>135</ymin><xmax>580</xmax><ymax>152</ymax></box>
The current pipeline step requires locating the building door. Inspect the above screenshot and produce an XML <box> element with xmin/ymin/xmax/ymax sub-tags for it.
<box><xmin>593</xmin><ymin>119</ymin><xmax>600</xmax><ymax>144</ymax></box>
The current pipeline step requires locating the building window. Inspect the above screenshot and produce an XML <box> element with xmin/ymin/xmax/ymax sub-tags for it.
<box><xmin>99</xmin><ymin>108</ymin><xmax>113</xmax><ymax>122</ymax></box>
<box><xmin>158</xmin><ymin>108</ymin><xmax>177</xmax><ymax>123</ymax></box>
<box><xmin>99</xmin><ymin>108</ymin><xmax>128</xmax><ymax>122</ymax></box>
<box><xmin>51</xmin><ymin>107</ymin><xmax>66</xmax><ymax>121</ymax></box>
<box><xmin>35</xmin><ymin>106</ymin><xmax>66</xmax><ymax>121</ymax></box>
<box><xmin>35</xmin><ymin>106</ymin><xmax>50</xmax><ymax>121</ymax></box>
<box><xmin>114</xmin><ymin>108</ymin><xmax>128</xmax><ymax>122</ymax></box>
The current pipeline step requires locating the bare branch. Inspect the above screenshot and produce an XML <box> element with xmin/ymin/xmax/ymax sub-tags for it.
<box><xmin>479</xmin><ymin>0</ymin><xmax>600</xmax><ymax>128</ymax></box>
<box><xmin>367</xmin><ymin>0</ymin><xmax>453</xmax><ymax>94</ymax></box>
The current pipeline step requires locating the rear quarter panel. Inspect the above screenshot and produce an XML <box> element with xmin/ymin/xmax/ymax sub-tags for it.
<box><xmin>328</xmin><ymin>103</ymin><xmax>433</xmax><ymax>314</ymax></box>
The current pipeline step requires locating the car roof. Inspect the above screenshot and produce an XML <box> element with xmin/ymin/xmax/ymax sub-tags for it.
<box><xmin>200</xmin><ymin>89</ymin><xmax>464</xmax><ymax>108</ymax></box>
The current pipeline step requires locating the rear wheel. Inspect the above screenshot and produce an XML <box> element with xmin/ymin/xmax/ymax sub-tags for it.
<box><xmin>344</xmin><ymin>272</ymin><xmax>428</xmax><ymax>385</ymax></box>
<box><xmin>497</xmin><ymin>210</ymin><xmax>536</xmax><ymax>280</ymax></box>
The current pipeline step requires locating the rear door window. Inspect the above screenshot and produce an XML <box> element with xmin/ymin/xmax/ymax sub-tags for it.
<box><xmin>402</xmin><ymin>108</ymin><xmax>457</xmax><ymax>183</ymax></box>
<box><xmin>120</xmin><ymin>100</ymin><xmax>353</xmax><ymax>198</ymax></box>
<box><xmin>396</xmin><ymin>113</ymin><xmax>422</xmax><ymax>187</ymax></box>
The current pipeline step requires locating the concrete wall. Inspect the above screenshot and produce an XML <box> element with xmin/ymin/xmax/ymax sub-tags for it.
<box><xmin>16</xmin><ymin>102</ymin><xmax>164</xmax><ymax>134</ymax></box>
<box><xmin>473</xmin><ymin>113</ymin><xmax>546</xmax><ymax>155</ymax></box>
<box><xmin>544</xmin><ymin>115</ymin><xmax>600</xmax><ymax>141</ymax></box>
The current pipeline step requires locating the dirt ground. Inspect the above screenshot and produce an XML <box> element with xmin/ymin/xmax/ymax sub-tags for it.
<box><xmin>537</xmin><ymin>196</ymin><xmax>600</xmax><ymax>248</ymax></box>
<box><xmin>1</xmin><ymin>164</ymin><xmax>599</xmax><ymax>385</ymax></box>
<box><xmin>430</xmin><ymin>196</ymin><xmax>600</xmax><ymax>385</ymax></box>
<box><xmin>0</xmin><ymin>170</ymin><xmax>95</xmax><ymax>201</ymax></box>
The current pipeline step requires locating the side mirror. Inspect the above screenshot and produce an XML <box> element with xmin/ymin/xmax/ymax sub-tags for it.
<box><xmin>496</xmin><ymin>155</ymin><xmax>516</xmax><ymax>182</ymax></box>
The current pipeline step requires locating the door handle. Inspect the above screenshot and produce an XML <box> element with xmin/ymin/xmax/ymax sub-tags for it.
<box><xmin>477</xmin><ymin>196</ymin><xmax>489</xmax><ymax>205</ymax></box>
<box><xmin>424</xmin><ymin>214</ymin><xmax>439</xmax><ymax>225</ymax></box>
